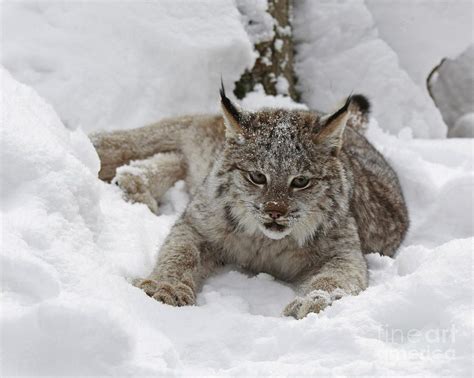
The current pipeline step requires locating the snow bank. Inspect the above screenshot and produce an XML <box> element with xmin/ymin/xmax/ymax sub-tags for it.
<box><xmin>1</xmin><ymin>1</ymin><xmax>457</xmax><ymax>139</ymax></box>
<box><xmin>1</xmin><ymin>1</ymin><xmax>254</xmax><ymax>133</ymax></box>
<box><xmin>366</xmin><ymin>0</ymin><xmax>474</xmax><ymax>88</ymax></box>
<box><xmin>240</xmin><ymin>84</ymin><xmax>308</xmax><ymax>111</ymax></box>
<box><xmin>0</xmin><ymin>68</ymin><xmax>178</xmax><ymax>375</ymax></box>
<box><xmin>1</xmin><ymin>1</ymin><xmax>473</xmax><ymax>375</ymax></box>
<box><xmin>428</xmin><ymin>44</ymin><xmax>474</xmax><ymax>137</ymax></box>
<box><xmin>293</xmin><ymin>0</ymin><xmax>447</xmax><ymax>138</ymax></box>
<box><xmin>366</xmin><ymin>121</ymin><xmax>474</xmax><ymax>248</ymax></box>
<box><xmin>1</xmin><ymin>69</ymin><xmax>473</xmax><ymax>376</ymax></box>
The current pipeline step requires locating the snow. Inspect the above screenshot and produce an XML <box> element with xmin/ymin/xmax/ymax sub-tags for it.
<box><xmin>0</xmin><ymin>1</ymin><xmax>255</xmax><ymax>133</ymax></box>
<box><xmin>240</xmin><ymin>84</ymin><xmax>307</xmax><ymax>111</ymax></box>
<box><xmin>293</xmin><ymin>0</ymin><xmax>448</xmax><ymax>138</ymax></box>
<box><xmin>1</xmin><ymin>1</ymin><xmax>473</xmax><ymax>376</ymax></box>
<box><xmin>236</xmin><ymin>0</ymin><xmax>275</xmax><ymax>44</ymax></box>
<box><xmin>2</xmin><ymin>66</ymin><xmax>473</xmax><ymax>376</ymax></box>
<box><xmin>365</xmin><ymin>0</ymin><xmax>474</xmax><ymax>88</ymax></box>
<box><xmin>452</xmin><ymin>113</ymin><xmax>474</xmax><ymax>138</ymax></box>
<box><xmin>428</xmin><ymin>44</ymin><xmax>474</xmax><ymax>137</ymax></box>
<box><xmin>366</xmin><ymin>120</ymin><xmax>473</xmax><ymax>248</ymax></box>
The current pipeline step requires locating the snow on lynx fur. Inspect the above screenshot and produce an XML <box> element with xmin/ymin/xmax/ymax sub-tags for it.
<box><xmin>90</xmin><ymin>88</ymin><xmax>408</xmax><ymax>319</ymax></box>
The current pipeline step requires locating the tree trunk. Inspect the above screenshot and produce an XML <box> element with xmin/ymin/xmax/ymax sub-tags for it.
<box><xmin>234</xmin><ymin>0</ymin><xmax>299</xmax><ymax>102</ymax></box>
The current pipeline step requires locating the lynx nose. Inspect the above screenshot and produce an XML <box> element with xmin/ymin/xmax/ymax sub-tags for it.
<box><xmin>263</xmin><ymin>201</ymin><xmax>288</xmax><ymax>220</ymax></box>
<box><xmin>268</xmin><ymin>210</ymin><xmax>282</xmax><ymax>220</ymax></box>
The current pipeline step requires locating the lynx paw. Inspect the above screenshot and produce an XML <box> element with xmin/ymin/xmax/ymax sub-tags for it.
<box><xmin>133</xmin><ymin>278</ymin><xmax>196</xmax><ymax>306</ymax></box>
<box><xmin>113</xmin><ymin>171</ymin><xmax>159</xmax><ymax>214</ymax></box>
<box><xmin>283</xmin><ymin>289</ymin><xmax>346</xmax><ymax>319</ymax></box>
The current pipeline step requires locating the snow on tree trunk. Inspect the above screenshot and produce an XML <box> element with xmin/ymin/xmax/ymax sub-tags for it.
<box><xmin>235</xmin><ymin>0</ymin><xmax>299</xmax><ymax>101</ymax></box>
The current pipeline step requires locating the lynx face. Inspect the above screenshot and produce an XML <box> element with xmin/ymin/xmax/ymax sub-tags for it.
<box><xmin>219</xmin><ymin>86</ymin><xmax>354</xmax><ymax>245</ymax></box>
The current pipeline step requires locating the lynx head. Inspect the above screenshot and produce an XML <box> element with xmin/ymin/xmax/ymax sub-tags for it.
<box><xmin>217</xmin><ymin>84</ymin><xmax>370</xmax><ymax>246</ymax></box>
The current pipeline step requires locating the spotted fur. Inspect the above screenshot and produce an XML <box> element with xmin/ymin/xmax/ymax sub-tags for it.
<box><xmin>91</xmin><ymin>93</ymin><xmax>408</xmax><ymax>319</ymax></box>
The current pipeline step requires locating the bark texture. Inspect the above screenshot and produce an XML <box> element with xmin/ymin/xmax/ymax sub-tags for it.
<box><xmin>234</xmin><ymin>0</ymin><xmax>299</xmax><ymax>101</ymax></box>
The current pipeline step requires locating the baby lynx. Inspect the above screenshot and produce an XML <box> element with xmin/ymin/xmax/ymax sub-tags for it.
<box><xmin>91</xmin><ymin>86</ymin><xmax>408</xmax><ymax>319</ymax></box>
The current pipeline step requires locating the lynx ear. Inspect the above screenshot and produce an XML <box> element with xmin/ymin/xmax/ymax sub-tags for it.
<box><xmin>220</xmin><ymin>81</ymin><xmax>244</xmax><ymax>140</ymax></box>
<box><xmin>314</xmin><ymin>96</ymin><xmax>355</xmax><ymax>156</ymax></box>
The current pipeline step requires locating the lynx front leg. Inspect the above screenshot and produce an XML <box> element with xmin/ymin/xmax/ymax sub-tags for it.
<box><xmin>134</xmin><ymin>219</ymin><xmax>217</xmax><ymax>306</ymax></box>
<box><xmin>284</xmin><ymin>223</ymin><xmax>368</xmax><ymax>319</ymax></box>
<box><xmin>114</xmin><ymin>152</ymin><xmax>185</xmax><ymax>214</ymax></box>
<box><xmin>283</xmin><ymin>251</ymin><xmax>368</xmax><ymax>319</ymax></box>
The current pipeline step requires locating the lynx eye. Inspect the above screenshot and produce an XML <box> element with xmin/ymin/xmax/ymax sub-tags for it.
<box><xmin>291</xmin><ymin>176</ymin><xmax>310</xmax><ymax>189</ymax></box>
<box><xmin>248</xmin><ymin>171</ymin><xmax>267</xmax><ymax>186</ymax></box>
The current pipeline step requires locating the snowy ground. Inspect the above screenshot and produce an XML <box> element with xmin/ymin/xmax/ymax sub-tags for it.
<box><xmin>1</xmin><ymin>1</ymin><xmax>473</xmax><ymax>376</ymax></box>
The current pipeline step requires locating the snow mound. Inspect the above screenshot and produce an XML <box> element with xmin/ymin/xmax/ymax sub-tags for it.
<box><xmin>0</xmin><ymin>1</ymin><xmax>254</xmax><ymax>133</ymax></box>
<box><xmin>452</xmin><ymin>113</ymin><xmax>474</xmax><ymax>138</ymax></box>
<box><xmin>366</xmin><ymin>0</ymin><xmax>474</xmax><ymax>87</ymax></box>
<box><xmin>293</xmin><ymin>0</ymin><xmax>447</xmax><ymax>138</ymax></box>
<box><xmin>1</xmin><ymin>69</ymin><xmax>473</xmax><ymax>375</ymax></box>
<box><xmin>240</xmin><ymin>84</ymin><xmax>308</xmax><ymax>111</ymax></box>
<box><xmin>2</xmin><ymin>1</ymin><xmax>462</xmax><ymax>140</ymax></box>
<box><xmin>0</xmin><ymin>68</ymin><xmax>179</xmax><ymax>375</ymax></box>
<box><xmin>428</xmin><ymin>44</ymin><xmax>474</xmax><ymax>137</ymax></box>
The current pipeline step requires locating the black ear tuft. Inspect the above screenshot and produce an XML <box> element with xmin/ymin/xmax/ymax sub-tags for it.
<box><xmin>350</xmin><ymin>94</ymin><xmax>371</xmax><ymax>115</ymax></box>
<box><xmin>324</xmin><ymin>95</ymin><xmax>351</xmax><ymax>126</ymax></box>
<box><xmin>219</xmin><ymin>77</ymin><xmax>226</xmax><ymax>101</ymax></box>
<box><xmin>220</xmin><ymin>79</ymin><xmax>241</xmax><ymax>124</ymax></box>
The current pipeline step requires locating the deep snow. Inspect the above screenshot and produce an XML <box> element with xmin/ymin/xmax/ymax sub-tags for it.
<box><xmin>0</xmin><ymin>1</ymin><xmax>255</xmax><ymax>133</ymax></box>
<box><xmin>293</xmin><ymin>0</ymin><xmax>448</xmax><ymax>138</ymax></box>
<box><xmin>2</xmin><ymin>67</ymin><xmax>472</xmax><ymax>376</ymax></box>
<box><xmin>365</xmin><ymin>0</ymin><xmax>474</xmax><ymax>88</ymax></box>
<box><xmin>2</xmin><ymin>0</ymin><xmax>467</xmax><ymax>138</ymax></box>
<box><xmin>1</xmin><ymin>1</ymin><xmax>473</xmax><ymax>376</ymax></box>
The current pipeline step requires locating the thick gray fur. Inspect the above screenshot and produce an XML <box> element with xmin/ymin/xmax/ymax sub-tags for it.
<box><xmin>91</xmin><ymin>93</ymin><xmax>408</xmax><ymax>319</ymax></box>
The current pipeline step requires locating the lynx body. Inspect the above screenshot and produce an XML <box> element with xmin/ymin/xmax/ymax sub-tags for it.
<box><xmin>91</xmin><ymin>91</ymin><xmax>408</xmax><ymax>319</ymax></box>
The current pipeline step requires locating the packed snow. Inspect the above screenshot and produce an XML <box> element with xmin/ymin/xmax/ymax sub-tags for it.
<box><xmin>1</xmin><ymin>1</ymin><xmax>473</xmax><ymax>376</ymax></box>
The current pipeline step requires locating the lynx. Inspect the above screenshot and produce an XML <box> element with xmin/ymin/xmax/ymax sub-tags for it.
<box><xmin>90</xmin><ymin>86</ymin><xmax>408</xmax><ymax>319</ymax></box>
